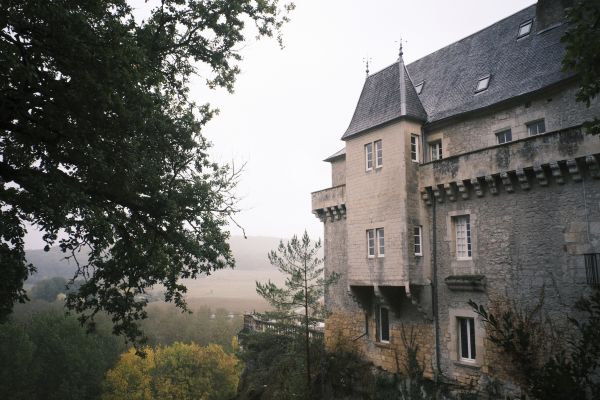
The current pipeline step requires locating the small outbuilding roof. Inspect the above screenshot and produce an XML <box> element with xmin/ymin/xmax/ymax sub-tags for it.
<box><xmin>324</xmin><ymin>148</ymin><xmax>346</xmax><ymax>162</ymax></box>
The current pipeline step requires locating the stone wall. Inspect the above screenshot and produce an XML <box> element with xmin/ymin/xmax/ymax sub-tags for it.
<box><xmin>325</xmin><ymin>311</ymin><xmax>435</xmax><ymax>379</ymax></box>
<box><xmin>344</xmin><ymin>119</ymin><xmax>423</xmax><ymax>287</ymax></box>
<box><xmin>330</xmin><ymin>156</ymin><xmax>346</xmax><ymax>187</ymax></box>
<box><xmin>426</xmin><ymin>83</ymin><xmax>600</xmax><ymax>158</ymax></box>
<box><xmin>430</xmin><ymin>169</ymin><xmax>600</xmax><ymax>388</ymax></box>
<box><xmin>317</xmin><ymin>44</ymin><xmax>600</xmax><ymax>395</ymax></box>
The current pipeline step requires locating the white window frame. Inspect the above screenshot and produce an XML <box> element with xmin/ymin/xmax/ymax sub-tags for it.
<box><xmin>378</xmin><ymin>306</ymin><xmax>390</xmax><ymax>343</ymax></box>
<box><xmin>365</xmin><ymin>143</ymin><xmax>373</xmax><ymax>171</ymax></box>
<box><xmin>414</xmin><ymin>226</ymin><xmax>422</xmax><ymax>256</ymax></box>
<box><xmin>375</xmin><ymin>140</ymin><xmax>383</xmax><ymax>168</ymax></box>
<box><xmin>527</xmin><ymin>119</ymin><xmax>546</xmax><ymax>136</ymax></box>
<box><xmin>458</xmin><ymin>317</ymin><xmax>476</xmax><ymax>362</ymax></box>
<box><xmin>454</xmin><ymin>215</ymin><xmax>472</xmax><ymax>260</ymax></box>
<box><xmin>410</xmin><ymin>134</ymin><xmax>419</xmax><ymax>162</ymax></box>
<box><xmin>430</xmin><ymin>140</ymin><xmax>442</xmax><ymax>161</ymax></box>
<box><xmin>496</xmin><ymin>129</ymin><xmax>512</xmax><ymax>144</ymax></box>
<box><xmin>367</xmin><ymin>229</ymin><xmax>375</xmax><ymax>258</ymax></box>
<box><xmin>376</xmin><ymin>228</ymin><xmax>385</xmax><ymax>258</ymax></box>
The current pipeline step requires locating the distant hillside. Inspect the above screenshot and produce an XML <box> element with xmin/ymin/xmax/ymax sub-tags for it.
<box><xmin>25</xmin><ymin>247</ymin><xmax>81</xmax><ymax>283</ymax></box>
<box><xmin>25</xmin><ymin>236</ymin><xmax>288</xmax><ymax>300</ymax></box>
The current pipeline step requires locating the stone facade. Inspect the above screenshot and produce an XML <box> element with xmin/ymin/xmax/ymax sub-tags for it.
<box><xmin>311</xmin><ymin>0</ymin><xmax>600</xmax><ymax>395</ymax></box>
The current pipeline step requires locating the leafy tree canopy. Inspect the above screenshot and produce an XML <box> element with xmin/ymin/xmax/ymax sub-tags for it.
<box><xmin>103</xmin><ymin>342</ymin><xmax>240</xmax><ymax>400</ymax></box>
<box><xmin>562</xmin><ymin>0</ymin><xmax>600</xmax><ymax>134</ymax></box>
<box><xmin>29</xmin><ymin>276</ymin><xmax>70</xmax><ymax>302</ymax></box>
<box><xmin>0</xmin><ymin>308</ymin><xmax>125</xmax><ymax>400</ymax></box>
<box><xmin>0</xmin><ymin>0</ymin><xmax>292</xmax><ymax>343</ymax></box>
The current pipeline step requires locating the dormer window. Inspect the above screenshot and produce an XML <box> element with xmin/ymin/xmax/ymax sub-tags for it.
<box><xmin>415</xmin><ymin>81</ymin><xmax>424</xmax><ymax>95</ymax></box>
<box><xmin>518</xmin><ymin>19</ymin><xmax>533</xmax><ymax>38</ymax></box>
<box><xmin>475</xmin><ymin>75</ymin><xmax>490</xmax><ymax>93</ymax></box>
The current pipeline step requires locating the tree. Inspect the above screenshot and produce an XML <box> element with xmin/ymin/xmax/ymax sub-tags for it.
<box><xmin>29</xmin><ymin>276</ymin><xmax>69</xmax><ymax>302</ymax></box>
<box><xmin>562</xmin><ymin>0</ymin><xmax>600</xmax><ymax>134</ymax></box>
<box><xmin>103</xmin><ymin>342</ymin><xmax>240</xmax><ymax>400</ymax></box>
<box><xmin>256</xmin><ymin>231</ymin><xmax>338</xmax><ymax>396</ymax></box>
<box><xmin>0</xmin><ymin>0</ymin><xmax>292</xmax><ymax>343</ymax></box>
<box><xmin>470</xmin><ymin>289</ymin><xmax>600</xmax><ymax>399</ymax></box>
<box><xmin>0</xmin><ymin>306</ymin><xmax>125</xmax><ymax>400</ymax></box>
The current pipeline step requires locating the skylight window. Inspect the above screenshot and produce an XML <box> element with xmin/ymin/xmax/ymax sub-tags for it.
<box><xmin>518</xmin><ymin>19</ymin><xmax>533</xmax><ymax>38</ymax></box>
<box><xmin>415</xmin><ymin>81</ymin><xmax>424</xmax><ymax>95</ymax></box>
<box><xmin>475</xmin><ymin>75</ymin><xmax>490</xmax><ymax>93</ymax></box>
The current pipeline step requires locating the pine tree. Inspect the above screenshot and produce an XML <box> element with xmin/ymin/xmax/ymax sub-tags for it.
<box><xmin>256</xmin><ymin>231</ymin><xmax>338</xmax><ymax>396</ymax></box>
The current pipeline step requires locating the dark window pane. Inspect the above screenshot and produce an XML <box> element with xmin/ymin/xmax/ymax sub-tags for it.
<box><xmin>380</xmin><ymin>307</ymin><xmax>389</xmax><ymax>342</ymax></box>
<box><xmin>460</xmin><ymin>319</ymin><xmax>469</xmax><ymax>358</ymax></box>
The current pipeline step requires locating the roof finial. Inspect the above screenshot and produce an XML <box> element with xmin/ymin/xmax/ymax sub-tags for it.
<box><xmin>363</xmin><ymin>56</ymin><xmax>372</xmax><ymax>78</ymax></box>
<box><xmin>399</xmin><ymin>36</ymin><xmax>403</xmax><ymax>58</ymax></box>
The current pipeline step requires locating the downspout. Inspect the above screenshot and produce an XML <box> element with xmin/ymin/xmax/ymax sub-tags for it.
<box><xmin>431</xmin><ymin>193</ymin><xmax>442</xmax><ymax>376</ymax></box>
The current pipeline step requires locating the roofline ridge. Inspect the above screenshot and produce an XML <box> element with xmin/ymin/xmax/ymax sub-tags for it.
<box><xmin>398</xmin><ymin>60</ymin><xmax>407</xmax><ymax>116</ymax></box>
<box><xmin>407</xmin><ymin>3</ymin><xmax>536</xmax><ymax>68</ymax></box>
<box><xmin>366</xmin><ymin>60</ymin><xmax>400</xmax><ymax>79</ymax></box>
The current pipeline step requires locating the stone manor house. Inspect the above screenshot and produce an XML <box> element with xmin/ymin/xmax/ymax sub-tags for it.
<box><xmin>311</xmin><ymin>0</ymin><xmax>600</xmax><ymax>392</ymax></box>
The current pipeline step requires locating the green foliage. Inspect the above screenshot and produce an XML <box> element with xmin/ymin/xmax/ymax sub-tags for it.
<box><xmin>562</xmin><ymin>0</ymin><xmax>600</xmax><ymax>134</ymax></box>
<box><xmin>103</xmin><ymin>342</ymin><xmax>240</xmax><ymax>400</ymax></box>
<box><xmin>0</xmin><ymin>323</ymin><xmax>36</xmax><ymax>400</ymax></box>
<box><xmin>0</xmin><ymin>305</ymin><xmax>125</xmax><ymax>400</ymax></box>
<box><xmin>239</xmin><ymin>330</ymin><xmax>459</xmax><ymax>400</ymax></box>
<box><xmin>470</xmin><ymin>289</ymin><xmax>600</xmax><ymax>399</ymax></box>
<box><xmin>237</xmin><ymin>331</ymin><xmax>319</xmax><ymax>400</ymax></box>
<box><xmin>29</xmin><ymin>276</ymin><xmax>80</xmax><ymax>302</ymax></box>
<box><xmin>140</xmin><ymin>303</ymin><xmax>242</xmax><ymax>351</ymax></box>
<box><xmin>256</xmin><ymin>231</ymin><xmax>339</xmax><ymax>395</ymax></box>
<box><xmin>0</xmin><ymin>0</ymin><xmax>292</xmax><ymax>343</ymax></box>
<box><xmin>467</xmin><ymin>297</ymin><xmax>546</xmax><ymax>385</ymax></box>
<box><xmin>257</xmin><ymin>231</ymin><xmax>338</xmax><ymax>323</ymax></box>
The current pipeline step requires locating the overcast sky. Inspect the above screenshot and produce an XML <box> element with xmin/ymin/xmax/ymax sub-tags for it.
<box><xmin>24</xmin><ymin>0</ymin><xmax>537</xmax><ymax>249</ymax></box>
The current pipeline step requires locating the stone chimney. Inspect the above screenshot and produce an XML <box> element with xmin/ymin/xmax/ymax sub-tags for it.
<box><xmin>535</xmin><ymin>0</ymin><xmax>574</xmax><ymax>31</ymax></box>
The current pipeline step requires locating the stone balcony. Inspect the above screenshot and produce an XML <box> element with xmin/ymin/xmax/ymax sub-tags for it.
<box><xmin>419</xmin><ymin>127</ymin><xmax>600</xmax><ymax>203</ymax></box>
<box><xmin>311</xmin><ymin>184</ymin><xmax>346</xmax><ymax>222</ymax></box>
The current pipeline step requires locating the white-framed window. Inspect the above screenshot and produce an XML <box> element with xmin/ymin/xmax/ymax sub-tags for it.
<box><xmin>410</xmin><ymin>134</ymin><xmax>419</xmax><ymax>162</ymax></box>
<box><xmin>430</xmin><ymin>140</ymin><xmax>442</xmax><ymax>161</ymax></box>
<box><xmin>378</xmin><ymin>306</ymin><xmax>390</xmax><ymax>343</ymax></box>
<box><xmin>376</xmin><ymin>228</ymin><xmax>385</xmax><ymax>258</ymax></box>
<box><xmin>375</xmin><ymin>140</ymin><xmax>383</xmax><ymax>168</ymax></box>
<box><xmin>367</xmin><ymin>229</ymin><xmax>375</xmax><ymax>258</ymax></box>
<box><xmin>365</xmin><ymin>143</ymin><xmax>373</xmax><ymax>171</ymax></box>
<box><xmin>518</xmin><ymin>19</ymin><xmax>533</xmax><ymax>38</ymax></box>
<box><xmin>414</xmin><ymin>226</ymin><xmax>422</xmax><ymax>256</ymax></box>
<box><xmin>458</xmin><ymin>317</ymin><xmax>476</xmax><ymax>362</ymax></box>
<box><xmin>527</xmin><ymin>119</ymin><xmax>546</xmax><ymax>136</ymax></box>
<box><xmin>454</xmin><ymin>215</ymin><xmax>472</xmax><ymax>259</ymax></box>
<box><xmin>496</xmin><ymin>129</ymin><xmax>512</xmax><ymax>144</ymax></box>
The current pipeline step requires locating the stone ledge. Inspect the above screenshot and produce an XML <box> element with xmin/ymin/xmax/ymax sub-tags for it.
<box><xmin>419</xmin><ymin>127</ymin><xmax>600</xmax><ymax>204</ymax></box>
<box><xmin>453</xmin><ymin>360</ymin><xmax>482</xmax><ymax>370</ymax></box>
<box><xmin>311</xmin><ymin>185</ymin><xmax>346</xmax><ymax>222</ymax></box>
<box><xmin>420</xmin><ymin>154</ymin><xmax>600</xmax><ymax>204</ymax></box>
<box><xmin>445</xmin><ymin>275</ymin><xmax>486</xmax><ymax>292</ymax></box>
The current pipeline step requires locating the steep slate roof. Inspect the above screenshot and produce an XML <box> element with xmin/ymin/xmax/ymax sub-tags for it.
<box><xmin>342</xmin><ymin>58</ymin><xmax>427</xmax><ymax>140</ymax></box>
<box><xmin>342</xmin><ymin>4</ymin><xmax>573</xmax><ymax>140</ymax></box>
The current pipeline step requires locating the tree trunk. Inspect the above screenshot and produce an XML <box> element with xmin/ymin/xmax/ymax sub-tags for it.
<box><xmin>304</xmin><ymin>257</ymin><xmax>311</xmax><ymax>398</ymax></box>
